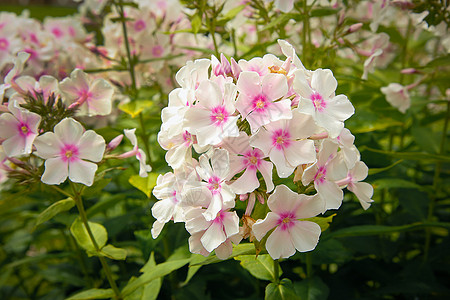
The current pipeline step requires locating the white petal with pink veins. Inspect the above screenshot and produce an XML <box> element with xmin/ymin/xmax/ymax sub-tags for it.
<box><xmin>266</xmin><ymin>185</ymin><xmax>298</xmax><ymax>213</ymax></box>
<box><xmin>316</xmin><ymin>180</ymin><xmax>343</xmax><ymax>210</ymax></box>
<box><xmin>78</xmin><ymin>130</ymin><xmax>105</xmax><ymax>162</ymax></box>
<box><xmin>68</xmin><ymin>159</ymin><xmax>98</xmax><ymax>186</ymax></box>
<box><xmin>54</xmin><ymin>118</ymin><xmax>84</xmax><ymax>145</ymax></box>
<box><xmin>250</xmin><ymin>128</ymin><xmax>272</xmax><ymax>156</ymax></box>
<box><xmin>266</xmin><ymin>227</ymin><xmax>295</xmax><ymax>259</ymax></box>
<box><xmin>0</xmin><ymin>113</ymin><xmax>19</xmax><ymax>139</ymax></box>
<box><xmin>201</xmin><ymin>220</ymin><xmax>227</xmax><ymax>252</ymax></box>
<box><xmin>258</xmin><ymin>160</ymin><xmax>274</xmax><ymax>192</ymax></box>
<box><xmin>269</xmin><ymin>148</ymin><xmax>294</xmax><ymax>178</ymax></box>
<box><xmin>290</xmin><ymin>221</ymin><xmax>321</xmax><ymax>252</ymax></box>
<box><xmin>349</xmin><ymin>182</ymin><xmax>374</xmax><ymax>210</ymax></box>
<box><xmin>230</xmin><ymin>167</ymin><xmax>259</xmax><ymax>194</ymax></box>
<box><xmin>262</xmin><ymin>73</ymin><xmax>288</xmax><ymax>100</ymax></box>
<box><xmin>215</xmin><ymin>239</ymin><xmax>233</xmax><ymax>260</ymax></box>
<box><xmin>195</xmin><ymin>80</ymin><xmax>222</xmax><ymax>109</ymax></box>
<box><xmin>311</xmin><ymin>69</ymin><xmax>337</xmax><ymax>99</ymax></box>
<box><xmin>2</xmin><ymin>134</ymin><xmax>26</xmax><ymax>157</ymax></box>
<box><xmin>34</xmin><ymin>132</ymin><xmax>63</xmax><ymax>159</ymax></box>
<box><xmin>284</xmin><ymin>139</ymin><xmax>316</xmax><ymax>167</ymax></box>
<box><xmin>252</xmin><ymin>212</ymin><xmax>279</xmax><ymax>240</ymax></box>
<box><xmin>152</xmin><ymin>198</ymin><xmax>176</xmax><ymax>223</ymax></box>
<box><xmin>41</xmin><ymin>157</ymin><xmax>69</xmax><ymax>185</ymax></box>
<box><xmin>222</xmin><ymin>211</ymin><xmax>240</xmax><ymax>238</ymax></box>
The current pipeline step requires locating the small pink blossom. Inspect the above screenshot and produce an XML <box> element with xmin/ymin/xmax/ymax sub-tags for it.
<box><xmin>59</xmin><ymin>69</ymin><xmax>114</xmax><ymax>116</ymax></box>
<box><xmin>252</xmin><ymin>185</ymin><xmax>323</xmax><ymax>259</ymax></box>
<box><xmin>381</xmin><ymin>83</ymin><xmax>410</xmax><ymax>113</ymax></box>
<box><xmin>236</xmin><ymin>71</ymin><xmax>291</xmax><ymax>133</ymax></box>
<box><xmin>0</xmin><ymin>100</ymin><xmax>41</xmax><ymax>157</ymax></box>
<box><xmin>34</xmin><ymin>118</ymin><xmax>105</xmax><ymax>186</ymax></box>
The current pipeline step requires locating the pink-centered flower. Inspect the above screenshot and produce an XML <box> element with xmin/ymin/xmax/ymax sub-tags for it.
<box><xmin>184</xmin><ymin>80</ymin><xmax>239</xmax><ymax>146</ymax></box>
<box><xmin>236</xmin><ymin>71</ymin><xmax>291</xmax><ymax>133</ymax></box>
<box><xmin>222</xmin><ymin>132</ymin><xmax>274</xmax><ymax>194</ymax></box>
<box><xmin>251</xmin><ymin>111</ymin><xmax>317</xmax><ymax>178</ymax></box>
<box><xmin>336</xmin><ymin>161</ymin><xmax>374</xmax><ymax>210</ymax></box>
<box><xmin>0</xmin><ymin>100</ymin><xmax>41</xmax><ymax>157</ymax></box>
<box><xmin>34</xmin><ymin>118</ymin><xmax>105</xmax><ymax>186</ymax></box>
<box><xmin>293</xmin><ymin>68</ymin><xmax>354</xmax><ymax>138</ymax></box>
<box><xmin>183</xmin><ymin>149</ymin><xmax>235</xmax><ymax>221</ymax></box>
<box><xmin>252</xmin><ymin>185</ymin><xmax>323</xmax><ymax>259</ymax></box>
<box><xmin>302</xmin><ymin>139</ymin><xmax>348</xmax><ymax>210</ymax></box>
<box><xmin>59</xmin><ymin>69</ymin><xmax>114</xmax><ymax>116</ymax></box>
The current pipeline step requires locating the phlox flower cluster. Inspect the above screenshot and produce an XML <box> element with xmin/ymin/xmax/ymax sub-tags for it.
<box><xmin>0</xmin><ymin>53</ymin><xmax>150</xmax><ymax>188</ymax></box>
<box><xmin>0</xmin><ymin>11</ymin><xmax>96</xmax><ymax>81</ymax></box>
<box><xmin>153</xmin><ymin>40</ymin><xmax>373</xmax><ymax>260</ymax></box>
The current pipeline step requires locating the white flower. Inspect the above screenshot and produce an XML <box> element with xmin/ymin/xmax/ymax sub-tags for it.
<box><xmin>381</xmin><ymin>83</ymin><xmax>411</xmax><ymax>114</ymax></box>
<box><xmin>34</xmin><ymin>118</ymin><xmax>105</xmax><ymax>186</ymax></box>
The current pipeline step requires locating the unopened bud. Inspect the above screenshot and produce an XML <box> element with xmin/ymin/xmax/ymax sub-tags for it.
<box><xmin>400</xmin><ymin>68</ymin><xmax>418</xmax><ymax>74</ymax></box>
<box><xmin>348</xmin><ymin>23</ymin><xmax>363</xmax><ymax>33</ymax></box>
<box><xmin>239</xmin><ymin>193</ymin><xmax>249</xmax><ymax>201</ymax></box>
<box><xmin>107</xmin><ymin>134</ymin><xmax>124</xmax><ymax>152</ymax></box>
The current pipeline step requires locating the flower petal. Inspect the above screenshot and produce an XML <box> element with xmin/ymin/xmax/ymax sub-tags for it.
<box><xmin>41</xmin><ymin>157</ymin><xmax>68</xmax><ymax>185</ymax></box>
<box><xmin>290</xmin><ymin>221</ymin><xmax>321</xmax><ymax>252</ymax></box>
<box><xmin>68</xmin><ymin>159</ymin><xmax>98</xmax><ymax>186</ymax></box>
<box><xmin>78</xmin><ymin>130</ymin><xmax>106</xmax><ymax>162</ymax></box>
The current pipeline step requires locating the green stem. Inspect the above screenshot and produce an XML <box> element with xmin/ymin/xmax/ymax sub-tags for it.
<box><xmin>306</xmin><ymin>252</ymin><xmax>313</xmax><ymax>278</ymax></box>
<box><xmin>424</xmin><ymin>101</ymin><xmax>450</xmax><ymax>261</ymax></box>
<box><xmin>302</xmin><ymin>0</ymin><xmax>310</xmax><ymax>66</ymax></box>
<box><xmin>273</xmin><ymin>259</ymin><xmax>280</xmax><ymax>283</ymax></box>
<box><xmin>116</xmin><ymin>0</ymin><xmax>137</xmax><ymax>96</ymax></box>
<box><xmin>70</xmin><ymin>183</ymin><xmax>122</xmax><ymax>299</ymax></box>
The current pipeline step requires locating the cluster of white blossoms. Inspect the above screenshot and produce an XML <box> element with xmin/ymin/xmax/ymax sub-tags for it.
<box><xmin>0</xmin><ymin>52</ymin><xmax>151</xmax><ymax>188</ymax></box>
<box><xmin>153</xmin><ymin>40</ymin><xmax>374</xmax><ymax>260</ymax></box>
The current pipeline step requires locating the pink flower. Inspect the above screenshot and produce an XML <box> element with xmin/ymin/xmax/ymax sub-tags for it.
<box><xmin>184</xmin><ymin>80</ymin><xmax>239</xmax><ymax>146</ymax></box>
<box><xmin>59</xmin><ymin>69</ymin><xmax>114</xmax><ymax>116</ymax></box>
<box><xmin>222</xmin><ymin>132</ymin><xmax>274</xmax><ymax>194</ymax></box>
<box><xmin>293</xmin><ymin>68</ymin><xmax>354</xmax><ymax>138</ymax></box>
<box><xmin>120</xmin><ymin>129</ymin><xmax>152</xmax><ymax>177</ymax></box>
<box><xmin>302</xmin><ymin>140</ymin><xmax>348</xmax><ymax>210</ymax></box>
<box><xmin>0</xmin><ymin>100</ymin><xmax>41</xmax><ymax>157</ymax></box>
<box><xmin>34</xmin><ymin>118</ymin><xmax>105</xmax><ymax>186</ymax></box>
<box><xmin>236</xmin><ymin>71</ymin><xmax>291</xmax><ymax>133</ymax></box>
<box><xmin>251</xmin><ymin>111</ymin><xmax>317</xmax><ymax>178</ymax></box>
<box><xmin>252</xmin><ymin>185</ymin><xmax>323</xmax><ymax>259</ymax></box>
<box><xmin>381</xmin><ymin>83</ymin><xmax>410</xmax><ymax>113</ymax></box>
<box><xmin>336</xmin><ymin>161</ymin><xmax>374</xmax><ymax>210</ymax></box>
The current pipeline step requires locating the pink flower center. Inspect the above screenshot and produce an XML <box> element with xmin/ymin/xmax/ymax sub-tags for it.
<box><xmin>311</xmin><ymin>92</ymin><xmax>326</xmax><ymax>112</ymax></box>
<box><xmin>210</xmin><ymin>105</ymin><xmax>229</xmax><ymax>126</ymax></box>
<box><xmin>152</xmin><ymin>45</ymin><xmax>164</xmax><ymax>57</ymax></box>
<box><xmin>243</xmin><ymin>149</ymin><xmax>263</xmax><ymax>170</ymax></box>
<box><xmin>171</xmin><ymin>190</ymin><xmax>179</xmax><ymax>204</ymax></box>
<box><xmin>208</xmin><ymin>175</ymin><xmax>222</xmax><ymax>194</ymax></box>
<box><xmin>213</xmin><ymin>210</ymin><xmax>225</xmax><ymax>223</ymax></box>
<box><xmin>68</xmin><ymin>26</ymin><xmax>76</xmax><ymax>37</ymax></box>
<box><xmin>51</xmin><ymin>27</ymin><xmax>64</xmax><ymax>38</ymax></box>
<box><xmin>272</xmin><ymin>129</ymin><xmax>291</xmax><ymax>150</ymax></box>
<box><xmin>77</xmin><ymin>89</ymin><xmax>92</xmax><ymax>104</ymax></box>
<box><xmin>0</xmin><ymin>38</ymin><xmax>9</xmax><ymax>51</ymax></box>
<box><xmin>277</xmin><ymin>212</ymin><xmax>296</xmax><ymax>231</ymax></box>
<box><xmin>182</xmin><ymin>130</ymin><xmax>192</xmax><ymax>145</ymax></box>
<box><xmin>252</xmin><ymin>94</ymin><xmax>269</xmax><ymax>112</ymax></box>
<box><xmin>60</xmin><ymin>144</ymin><xmax>79</xmax><ymax>162</ymax></box>
<box><xmin>17</xmin><ymin>122</ymin><xmax>31</xmax><ymax>137</ymax></box>
<box><xmin>314</xmin><ymin>165</ymin><xmax>327</xmax><ymax>184</ymax></box>
<box><xmin>134</xmin><ymin>19</ymin><xmax>146</xmax><ymax>32</ymax></box>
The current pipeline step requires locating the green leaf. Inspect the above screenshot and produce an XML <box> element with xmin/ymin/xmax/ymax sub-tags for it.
<box><xmin>310</xmin><ymin>7</ymin><xmax>339</xmax><ymax>17</ymax></box>
<box><xmin>124</xmin><ymin>253</ymin><xmax>162</xmax><ymax>300</ymax></box>
<box><xmin>368</xmin><ymin>160</ymin><xmax>403</xmax><ymax>175</ymax></box>
<box><xmin>293</xmin><ymin>277</ymin><xmax>329</xmax><ymax>300</ymax></box>
<box><xmin>100</xmin><ymin>244</ymin><xmax>127</xmax><ymax>260</ymax></box>
<box><xmin>262</xmin><ymin>13</ymin><xmax>297</xmax><ymax>31</ymax></box>
<box><xmin>222</xmin><ymin>4</ymin><xmax>246</xmax><ymax>20</ymax></box>
<box><xmin>327</xmin><ymin>222</ymin><xmax>450</xmax><ymax>238</ymax></box>
<box><xmin>119</xmin><ymin>100</ymin><xmax>153</xmax><ymax>118</ymax></box>
<box><xmin>302</xmin><ymin>214</ymin><xmax>336</xmax><ymax>232</ymax></box>
<box><xmin>190</xmin><ymin>243</ymin><xmax>256</xmax><ymax>266</ymax></box>
<box><xmin>423</xmin><ymin>54</ymin><xmax>450</xmax><ymax>68</ymax></box>
<box><xmin>70</xmin><ymin>218</ymin><xmax>107</xmax><ymax>254</ymax></box>
<box><xmin>129</xmin><ymin>173</ymin><xmax>158</xmax><ymax>198</ymax></box>
<box><xmin>34</xmin><ymin>198</ymin><xmax>75</xmax><ymax>229</ymax></box>
<box><xmin>191</xmin><ymin>14</ymin><xmax>202</xmax><ymax>34</ymax></box>
<box><xmin>361</xmin><ymin>146</ymin><xmax>450</xmax><ymax>162</ymax></box>
<box><xmin>265</xmin><ymin>278</ymin><xmax>299</xmax><ymax>300</ymax></box>
<box><xmin>122</xmin><ymin>258</ymin><xmax>190</xmax><ymax>296</ymax></box>
<box><xmin>372</xmin><ymin>178</ymin><xmax>423</xmax><ymax>191</ymax></box>
<box><xmin>411</xmin><ymin>126</ymin><xmax>440</xmax><ymax>154</ymax></box>
<box><xmin>66</xmin><ymin>288</ymin><xmax>114</xmax><ymax>300</ymax></box>
<box><xmin>235</xmin><ymin>254</ymin><xmax>280</xmax><ymax>281</ymax></box>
